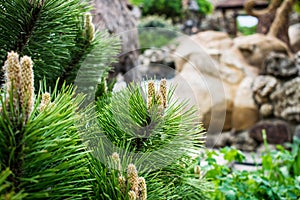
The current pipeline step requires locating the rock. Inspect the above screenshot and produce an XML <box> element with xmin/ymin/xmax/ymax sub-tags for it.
<box><xmin>271</xmin><ymin>77</ymin><xmax>300</xmax><ymax>122</ymax></box>
<box><xmin>171</xmin><ymin>62</ymin><xmax>234</xmax><ymax>133</ymax></box>
<box><xmin>232</xmin><ymin>77</ymin><xmax>259</xmax><ymax>131</ymax></box>
<box><xmin>220</xmin><ymin>47</ymin><xmax>259</xmax><ymax>78</ymax></box>
<box><xmin>294</xmin><ymin>51</ymin><xmax>300</xmax><ymax>75</ymax></box>
<box><xmin>249</xmin><ymin>120</ymin><xmax>292</xmax><ymax>144</ymax></box>
<box><xmin>214</xmin><ymin>132</ymin><xmax>235</xmax><ymax>147</ymax></box>
<box><xmin>174</xmin><ymin>36</ymin><xmax>220</xmax><ymax>74</ymax></box>
<box><xmin>232</xmin><ymin>131</ymin><xmax>258</xmax><ymax>152</ymax></box>
<box><xmin>191</xmin><ymin>30</ymin><xmax>233</xmax><ymax>51</ymax></box>
<box><xmin>252</xmin><ymin>75</ymin><xmax>278</xmax><ymax>105</ymax></box>
<box><xmin>262</xmin><ymin>52</ymin><xmax>298</xmax><ymax>78</ymax></box>
<box><xmin>288</xmin><ymin>23</ymin><xmax>300</xmax><ymax>52</ymax></box>
<box><xmin>260</xmin><ymin>103</ymin><xmax>273</xmax><ymax>118</ymax></box>
<box><xmin>175</xmin><ymin>37</ymin><xmax>247</xmax><ymax>85</ymax></box>
<box><xmin>233</xmin><ymin>34</ymin><xmax>290</xmax><ymax>68</ymax></box>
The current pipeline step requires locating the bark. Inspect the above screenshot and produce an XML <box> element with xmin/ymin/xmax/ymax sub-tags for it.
<box><xmin>245</xmin><ymin>0</ymin><xmax>296</xmax><ymax>50</ymax></box>
<box><xmin>244</xmin><ymin>0</ymin><xmax>281</xmax><ymax>34</ymax></box>
<box><xmin>267</xmin><ymin>0</ymin><xmax>296</xmax><ymax>49</ymax></box>
<box><xmin>91</xmin><ymin>0</ymin><xmax>140</xmax><ymax>81</ymax></box>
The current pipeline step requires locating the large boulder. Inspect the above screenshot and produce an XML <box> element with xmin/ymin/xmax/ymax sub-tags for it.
<box><xmin>191</xmin><ymin>30</ymin><xmax>233</xmax><ymax>51</ymax></box>
<box><xmin>232</xmin><ymin>77</ymin><xmax>259</xmax><ymax>131</ymax></box>
<box><xmin>233</xmin><ymin>34</ymin><xmax>290</xmax><ymax>68</ymax></box>
<box><xmin>174</xmin><ymin>36</ymin><xmax>246</xmax><ymax>84</ymax></box>
<box><xmin>174</xmin><ymin>36</ymin><xmax>218</xmax><ymax>73</ymax></box>
<box><xmin>171</xmin><ymin>62</ymin><xmax>234</xmax><ymax>133</ymax></box>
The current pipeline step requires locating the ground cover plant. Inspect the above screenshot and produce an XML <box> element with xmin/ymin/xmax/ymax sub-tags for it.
<box><xmin>202</xmin><ymin>132</ymin><xmax>300</xmax><ymax>200</ymax></box>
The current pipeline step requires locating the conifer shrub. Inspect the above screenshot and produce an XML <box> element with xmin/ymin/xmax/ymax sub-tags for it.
<box><xmin>0</xmin><ymin>0</ymin><xmax>120</xmax><ymax>88</ymax></box>
<box><xmin>0</xmin><ymin>52</ymin><xmax>93</xmax><ymax>199</ymax></box>
<box><xmin>93</xmin><ymin>79</ymin><xmax>211</xmax><ymax>199</ymax></box>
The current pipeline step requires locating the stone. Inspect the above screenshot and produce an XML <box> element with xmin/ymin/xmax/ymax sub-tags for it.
<box><xmin>191</xmin><ymin>30</ymin><xmax>233</xmax><ymax>51</ymax></box>
<box><xmin>262</xmin><ymin>52</ymin><xmax>298</xmax><ymax>78</ymax></box>
<box><xmin>233</xmin><ymin>34</ymin><xmax>290</xmax><ymax>68</ymax></box>
<box><xmin>259</xmin><ymin>103</ymin><xmax>273</xmax><ymax>118</ymax></box>
<box><xmin>232</xmin><ymin>131</ymin><xmax>258</xmax><ymax>152</ymax></box>
<box><xmin>288</xmin><ymin>23</ymin><xmax>300</xmax><ymax>52</ymax></box>
<box><xmin>174</xmin><ymin>37</ymin><xmax>247</xmax><ymax>85</ymax></box>
<box><xmin>170</xmin><ymin>62</ymin><xmax>235</xmax><ymax>133</ymax></box>
<box><xmin>232</xmin><ymin>77</ymin><xmax>259</xmax><ymax>131</ymax></box>
<box><xmin>252</xmin><ymin>75</ymin><xmax>278</xmax><ymax>105</ymax></box>
<box><xmin>213</xmin><ymin>131</ymin><xmax>235</xmax><ymax>148</ymax></box>
<box><xmin>271</xmin><ymin>77</ymin><xmax>300</xmax><ymax>122</ymax></box>
<box><xmin>174</xmin><ymin>36</ymin><xmax>219</xmax><ymax>74</ymax></box>
<box><xmin>220</xmin><ymin>47</ymin><xmax>259</xmax><ymax>77</ymax></box>
<box><xmin>294</xmin><ymin>51</ymin><xmax>300</xmax><ymax>76</ymax></box>
<box><xmin>249</xmin><ymin>120</ymin><xmax>292</xmax><ymax>144</ymax></box>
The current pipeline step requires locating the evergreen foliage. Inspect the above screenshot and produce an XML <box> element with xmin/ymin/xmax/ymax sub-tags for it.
<box><xmin>0</xmin><ymin>70</ymin><xmax>93</xmax><ymax>198</ymax></box>
<box><xmin>0</xmin><ymin>1</ymin><xmax>211</xmax><ymax>199</ymax></box>
<box><xmin>93</xmin><ymin>80</ymin><xmax>211</xmax><ymax>199</ymax></box>
<box><xmin>0</xmin><ymin>0</ymin><xmax>120</xmax><ymax>88</ymax></box>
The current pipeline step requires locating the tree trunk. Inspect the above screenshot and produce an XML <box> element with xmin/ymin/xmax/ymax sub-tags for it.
<box><xmin>267</xmin><ymin>0</ymin><xmax>296</xmax><ymax>50</ymax></box>
<box><xmin>91</xmin><ymin>0</ymin><xmax>140</xmax><ymax>82</ymax></box>
<box><xmin>244</xmin><ymin>0</ymin><xmax>281</xmax><ymax>34</ymax></box>
<box><xmin>245</xmin><ymin>0</ymin><xmax>296</xmax><ymax>51</ymax></box>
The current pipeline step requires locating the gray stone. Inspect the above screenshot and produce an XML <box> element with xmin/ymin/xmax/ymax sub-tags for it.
<box><xmin>294</xmin><ymin>51</ymin><xmax>300</xmax><ymax>76</ymax></box>
<box><xmin>262</xmin><ymin>52</ymin><xmax>298</xmax><ymax>78</ymax></box>
<box><xmin>271</xmin><ymin>77</ymin><xmax>300</xmax><ymax>122</ymax></box>
<box><xmin>232</xmin><ymin>131</ymin><xmax>258</xmax><ymax>152</ymax></box>
<box><xmin>252</xmin><ymin>75</ymin><xmax>278</xmax><ymax>105</ymax></box>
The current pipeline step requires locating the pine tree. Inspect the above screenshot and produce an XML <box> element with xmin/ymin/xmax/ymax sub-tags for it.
<box><xmin>93</xmin><ymin>79</ymin><xmax>211</xmax><ymax>199</ymax></box>
<box><xmin>0</xmin><ymin>1</ymin><xmax>211</xmax><ymax>199</ymax></box>
<box><xmin>0</xmin><ymin>0</ymin><xmax>120</xmax><ymax>88</ymax></box>
<box><xmin>0</xmin><ymin>0</ymin><xmax>121</xmax><ymax>199</ymax></box>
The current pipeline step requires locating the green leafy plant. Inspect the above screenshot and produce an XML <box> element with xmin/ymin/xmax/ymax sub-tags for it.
<box><xmin>237</xmin><ymin>23</ymin><xmax>257</xmax><ymax>35</ymax></box>
<box><xmin>139</xmin><ymin>0</ymin><xmax>213</xmax><ymax>21</ymax></box>
<box><xmin>202</xmin><ymin>132</ymin><xmax>300</xmax><ymax>200</ymax></box>
<box><xmin>129</xmin><ymin>0</ymin><xmax>144</xmax><ymax>6</ymax></box>
<box><xmin>195</xmin><ymin>0</ymin><xmax>214</xmax><ymax>15</ymax></box>
<box><xmin>141</xmin><ymin>0</ymin><xmax>183</xmax><ymax>21</ymax></box>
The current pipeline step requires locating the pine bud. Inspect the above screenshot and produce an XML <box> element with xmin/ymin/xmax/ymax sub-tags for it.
<box><xmin>194</xmin><ymin>165</ymin><xmax>201</xmax><ymax>175</ymax></box>
<box><xmin>20</xmin><ymin>56</ymin><xmax>34</xmax><ymax>120</ymax></box>
<box><xmin>138</xmin><ymin>177</ymin><xmax>147</xmax><ymax>200</ymax></box>
<box><xmin>147</xmin><ymin>81</ymin><xmax>155</xmax><ymax>109</ymax></box>
<box><xmin>159</xmin><ymin>79</ymin><xmax>167</xmax><ymax>108</ymax></box>
<box><xmin>39</xmin><ymin>92</ymin><xmax>51</xmax><ymax>112</ymax></box>
<box><xmin>112</xmin><ymin>152</ymin><xmax>121</xmax><ymax>171</ymax></box>
<box><xmin>4</xmin><ymin>51</ymin><xmax>22</xmax><ymax>108</ymax></box>
<box><xmin>112</xmin><ymin>152</ymin><xmax>120</xmax><ymax>162</ymax></box>
<box><xmin>127</xmin><ymin>164</ymin><xmax>139</xmax><ymax>197</ymax></box>
<box><xmin>128</xmin><ymin>190</ymin><xmax>136</xmax><ymax>200</ymax></box>
<box><xmin>118</xmin><ymin>175</ymin><xmax>126</xmax><ymax>194</ymax></box>
<box><xmin>84</xmin><ymin>13</ymin><xmax>95</xmax><ymax>42</ymax></box>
